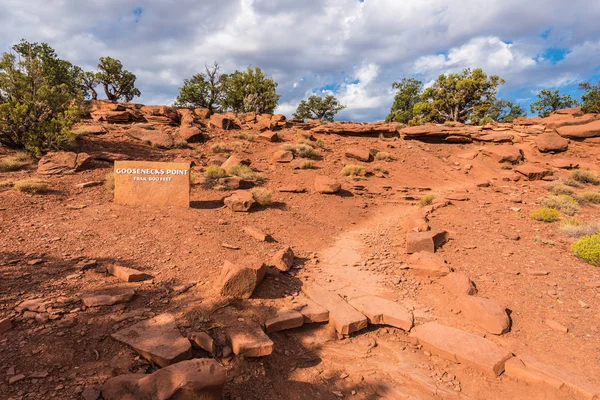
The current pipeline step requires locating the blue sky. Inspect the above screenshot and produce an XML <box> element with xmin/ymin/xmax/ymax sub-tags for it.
<box><xmin>1</xmin><ymin>0</ymin><xmax>599</xmax><ymax>121</ymax></box>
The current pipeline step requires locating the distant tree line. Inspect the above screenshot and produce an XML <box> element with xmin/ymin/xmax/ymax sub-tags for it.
<box><xmin>2</xmin><ymin>39</ymin><xmax>600</xmax><ymax>155</ymax></box>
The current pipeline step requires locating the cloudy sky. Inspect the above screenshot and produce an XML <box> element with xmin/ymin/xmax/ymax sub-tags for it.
<box><xmin>1</xmin><ymin>0</ymin><xmax>599</xmax><ymax>121</ymax></box>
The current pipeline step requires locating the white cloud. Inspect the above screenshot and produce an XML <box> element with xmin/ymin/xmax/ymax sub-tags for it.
<box><xmin>0</xmin><ymin>0</ymin><xmax>599</xmax><ymax>120</ymax></box>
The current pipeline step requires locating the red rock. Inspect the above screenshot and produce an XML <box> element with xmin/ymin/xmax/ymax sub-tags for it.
<box><xmin>8</xmin><ymin>374</ymin><xmax>26</xmax><ymax>384</ymax></box>
<box><xmin>438</xmin><ymin>272</ymin><xmax>477</xmax><ymax>296</ymax></box>
<box><xmin>37</xmin><ymin>151</ymin><xmax>91</xmax><ymax>175</ymax></box>
<box><xmin>481</xmin><ymin>145</ymin><xmax>524</xmax><ymax>164</ymax></box>
<box><xmin>224</xmin><ymin>190</ymin><xmax>255</xmax><ymax>212</ymax></box>
<box><xmin>90</xmin><ymin>110</ymin><xmax>137</xmax><ymax>123</ymax></box>
<box><xmin>556</xmin><ymin>120</ymin><xmax>600</xmax><ymax>139</ymax></box>
<box><xmin>315</xmin><ymin>176</ymin><xmax>341</xmax><ymax>194</ymax></box>
<box><xmin>406</xmin><ymin>252</ymin><xmax>450</xmax><ymax>277</ymax></box>
<box><xmin>101</xmin><ymin>359</ymin><xmax>225</xmax><ymax>400</ymax></box>
<box><xmin>303</xmin><ymin>284</ymin><xmax>367</xmax><ymax>335</ymax></box>
<box><xmin>536</xmin><ymin>131</ymin><xmax>569</xmax><ymax>153</ymax></box>
<box><xmin>188</xmin><ymin>331</ymin><xmax>216</xmax><ymax>354</ymax></box>
<box><xmin>111</xmin><ymin>313</ymin><xmax>192</xmax><ymax>367</ymax></box>
<box><xmin>278</xmin><ymin>186</ymin><xmax>306</xmax><ymax>193</ymax></box>
<box><xmin>194</xmin><ymin>107</ymin><xmax>211</xmax><ymax>119</ymax></box>
<box><xmin>406</xmin><ymin>230</ymin><xmax>449</xmax><ymax>254</ymax></box>
<box><xmin>545</xmin><ymin>319</ymin><xmax>568</xmax><ymax>333</ymax></box>
<box><xmin>550</xmin><ymin>158</ymin><xmax>579</xmax><ymax>169</ymax></box>
<box><xmin>348</xmin><ymin>295</ymin><xmax>413</xmax><ymax>331</ymax></box>
<box><xmin>457</xmin><ymin>150</ymin><xmax>479</xmax><ymax>160</ymax></box>
<box><xmin>127</xmin><ymin>126</ymin><xmax>174</xmax><ymax>149</ymax></box>
<box><xmin>411</xmin><ymin>322</ymin><xmax>513</xmax><ymax>377</ymax></box>
<box><xmin>457</xmin><ymin>296</ymin><xmax>511</xmax><ymax>335</ymax></box>
<box><xmin>227</xmin><ymin>323</ymin><xmax>273</xmax><ymax>357</ymax></box>
<box><xmin>514</xmin><ymin>165</ymin><xmax>552</xmax><ymax>181</ymax></box>
<box><xmin>0</xmin><ymin>317</ymin><xmax>12</xmax><ymax>334</ymax></box>
<box><xmin>243</xmin><ymin>226</ymin><xmax>268</xmax><ymax>241</ymax></box>
<box><xmin>402</xmin><ymin>217</ymin><xmax>430</xmax><ymax>233</ymax></box>
<box><xmin>209</xmin><ymin>113</ymin><xmax>237</xmax><ymax>130</ymax></box>
<box><xmin>107</xmin><ymin>264</ymin><xmax>152</xmax><ymax>282</ymax></box>
<box><xmin>73</xmin><ymin>124</ymin><xmax>107</xmax><ymax>135</ymax></box>
<box><xmin>217</xmin><ymin>176</ymin><xmax>242</xmax><ymax>190</ymax></box>
<box><xmin>221</xmin><ymin>155</ymin><xmax>242</xmax><ymax>171</ymax></box>
<box><xmin>504</xmin><ymin>357</ymin><xmax>564</xmax><ymax>389</ymax></box>
<box><xmin>259</xmin><ymin>130</ymin><xmax>279</xmax><ymax>142</ymax></box>
<box><xmin>312</xmin><ymin>122</ymin><xmax>400</xmax><ymax>137</ymax></box>
<box><xmin>265</xmin><ymin>309</ymin><xmax>304</xmax><ymax>333</ymax></box>
<box><xmin>518</xmin><ymin>354</ymin><xmax>600</xmax><ymax>398</ymax></box>
<box><xmin>81</xmin><ymin>287</ymin><xmax>135</xmax><ymax>307</ymax></box>
<box><xmin>219</xmin><ymin>257</ymin><xmax>267</xmax><ymax>299</ymax></box>
<box><xmin>345</xmin><ymin>146</ymin><xmax>373</xmax><ymax>162</ymax></box>
<box><xmin>271</xmin><ymin>150</ymin><xmax>294</xmax><ymax>163</ymax></box>
<box><xmin>178</xmin><ymin>125</ymin><xmax>205</xmax><ymax>143</ymax></box>
<box><xmin>299</xmin><ymin>300</ymin><xmax>329</xmax><ymax>323</ymax></box>
<box><xmin>270</xmin><ymin>247</ymin><xmax>294</xmax><ymax>272</ymax></box>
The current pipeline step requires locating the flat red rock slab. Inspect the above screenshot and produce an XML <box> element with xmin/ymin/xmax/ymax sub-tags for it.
<box><xmin>456</xmin><ymin>296</ymin><xmax>511</xmax><ymax>335</ymax></box>
<box><xmin>81</xmin><ymin>287</ymin><xmax>135</xmax><ymax>307</ymax></box>
<box><xmin>111</xmin><ymin>313</ymin><xmax>192</xmax><ymax>367</ymax></box>
<box><xmin>303</xmin><ymin>284</ymin><xmax>367</xmax><ymax>335</ymax></box>
<box><xmin>299</xmin><ymin>300</ymin><xmax>330</xmax><ymax>323</ymax></box>
<box><xmin>227</xmin><ymin>324</ymin><xmax>274</xmax><ymax>357</ymax></box>
<box><xmin>107</xmin><ymin>264</ymin><xmax>152</xmax><ymax>282</ymax></box>
<box><xmin>265</xmin><ymin>309</ymin><xmax>304</xmax><ymax>333</ymax></box>
<box><xmin>348</xmin><ymin>295</ymin><xmax>413</xmax><ymax>331</ymax></box>
<box><xmin>411</xmin><ymin>322</ymin><xmax>513</xmax><ymax>377</ymax></box>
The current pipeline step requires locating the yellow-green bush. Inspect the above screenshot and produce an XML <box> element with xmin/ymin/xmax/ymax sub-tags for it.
<box><xmin>299</xmin><ymin>160</ymin><xmax>316</xmax><ymax>169</ymax></box>
<box><xmin>571</xmin><ymin>233</ymin><xmax>600</xmax><ymax>266</ymax></box>
<box><xmin>542</xmin><ymin>195</ymin><xmax>579</xmax><ymax>216</ymax></box>
<box><xmin>14</xmin><ymin>178</ymin><xmax>49</xmax><ymax>194</ymax></box>
<box><xmin>419</xmin><ymin>194</ymin><xmax>435</xmax><ymax>207</ymax></box>
<box><xmin>281</xmin><ymin>143</ymin><xmax>318</xmax><ymax>159</ymax></box>
<box><xmin>530</xmin><ymin>207</ymin><xmax>560</xmax><ymax>222</ymax></box>
<box><xmin>544</xmin><ymin>182</ymin><xmax>574</xmax><ymax>196</ymax></box>
<box><xmin>375</xmin><ymin>151</ymin><xmax>396</xmax><ymax>161</ymax></box>
<box><xmin>204</xmin><ymin>165</ymin><xmax>227</xmax><ymax>179</ymax></box>
<box><xmin>228</xmin><ymin>163</ymin><xmax>263</xmax><ymax>182</ymax></box>
<box><xmin>340</xmin><ymin>164</ymin><xmax>366</xmax><ymax>177</ymax></box>
<box><xmin>211</xmin><ymin>143</ymin><xmax>228</xmax><ymax>153</ymax></box>
<box><xmin>572</xmin><ymin>169</ymin><xmax>600</xmax><ymax>185</ymax></box>
<box><xmin>0</xmin><ymin>152</ymin><xmax>31</xmax><ymax>172</ymax></box>
<box><xmin>578</xmin><ymin>191</ymin><xmax>600</xmax><ymax>204</ymax></box>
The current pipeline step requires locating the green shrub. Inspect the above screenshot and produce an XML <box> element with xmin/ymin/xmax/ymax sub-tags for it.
<box><xmin>105</xmin><ymin>172</ymin><xmax>115</xmax><ymax>194</ymax></box>
<box><xmin>571</xmin><ymin>233</ymin><xmax>600</xmax><ymax>266</ymax></box>
<box><xmin>542</xmin><ymin>195</ymin><xmax>579</xmax><ymax>216</ymax></box>
<box><xmin>281</xmin><ymin>143</ymin><xmax>319</xmax><ymax>159</ymax></box>
<box><xmin>14</xmin><ymin>178</ymin><xmax>49</xmax><ymax>194</ymax></box>
<box><xmin>419</xmin><ymin>194</ymin><xmax>435</xmax><ymax>207</ymax></box>
<box><xmin>228</xmin><ymin>164</ymin><xmax>264</xmax><ymax>182</ymax></box>
<box><xmin>560</xmin><ymin>218</ymin><xmax>600</xmax><ymax>238</ymax></box>
<box><xmin>211</xmin><ymin>143</ymin><xmax>228</xmax><ymax>153</ymax></box>
<box><xmin>251</xmin><ymin>187</ymin><xmax>273</xmax><ymax>205</ymax></box>
<box><xmin>572</xmin><ymin>169</ymin><xmax>600</xmax><ymax>185</ymax></box>
<box><xmin>578</xmin><ymin>191</ymin><xmax>600</xmax><ymax>204</ymax></box>
<box><xmin>530</xmin><ymin>207</ymin><xmax>560</xmax><ymax>222</ymax></box>
<box><xmin>299</xmin><ymin>160</ymin><xmax>316</xmax><ymax>169</ymax></box>
<box><xmin>544</xmin><ymin>182</ymin><xmax>575</xmax><ymax>196</ymax></box>
<box><xmin>204</xmin><ymin>165</ymin><xmax>227</xmax><ymax>179</ymax></box>
<box><xmin>375</xmin><ymin>151</ymin><xmax>396</xmax><ymax>161</ymax></box>
<box><xmin>0</xmin><ymin>152</ymin><xmax>31</xmax><ymax>172</ymax></box>
<box><xmin>340</xmin><ymin>164</ymin><xmax>366</xmax><ymax>177</ymax></box>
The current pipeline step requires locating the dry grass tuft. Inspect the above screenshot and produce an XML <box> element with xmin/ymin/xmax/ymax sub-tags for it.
<box><xmin>0</xmin><ymin>152</ymin><xmax>31</xmax><ymax>172</ymax></box>
<box><xmin>14</xmin><ymin>178</ymin><xmax>49</xmax><ymax>194</ymax></box>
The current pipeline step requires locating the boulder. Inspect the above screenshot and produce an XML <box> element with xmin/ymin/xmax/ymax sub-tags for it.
<box><xmin>89</xmin><ymin>100</ymin><xmax>126</xmax><ymax>112</ymax></box>
<box><xmin>402</xmin><ymin>217</ymin><xmax>430</xmax><ymax>233</ymax></box>
<box><xmin>265</xmin><ymin>309</ymin><xmax>304</xmax><ymax>333</ymax></box>
<box><xmin>37</xmin><ymin>152</ymin><xmax>91</xmax><ymax>175</ymax></box>
<box><xmin>348</xmin><ymin>295</ymin><xmax>413</xmax><ymax>331</ymax></box>
<box><xmin>556</xmin><ymin>120</ymin><xmax>600</xmax><ymax>139</ymax></box>
<box><xmin>107</xmin><ymin>264</ymin><xmax>152</xmax><ymax>282</ymax></box>
<box><xmin>438</xmin><ymin>272</ymin><xmax>477</xmax><ymax>296</ymax></box>
<box><xmin>302</xmin><ymin>284</ymin><xmax>367</xmax><ymax>335</ymax></box>
<box><xmin>550</xmin><ymin>158</ymin><xmax>580</xmax><ymax>169</ymax></box>
<box><xmin>90</xmin><ymin>110</ymin><xmax>138</xmax><ymax>123</ymax></box>
<box><xmin>271</xmin><ymin>150</ymin><xmax>294</xmax><ymax>163</ymax></box>
<box><xmin>536</xmin><ymin>131</ymin><xmax>569</xmax><ymax>153</ymax></box>
<box><xmin>243</xmin><ymin>226</ymin><xmax>268</xmax><ymax>241</ymax></box>
<box><xmin>411</xmin><ymin>322</ymin><xmax>513</xmax><ymax>377</ymax></box>
<box><xmin>0</xmin><ymin>317</ymin><xmax>13</xmax><ymax>334</ymax></box>
<box><xmin>73</xmin><ymin>124</ymin><xmax>107</xmax><ymax>135</ymax></box>
<box><xmin>312</xmin><ymin>122</ymin><xmax>400</xmax><ymax>137</ymax></box>
<box><xmin>457</xmin><ymin>296</ymin><xmax>511</xmax><ymax>335</ymax></box>
<box><xmin>177</xmin><ymin>126</ymin><xmax>205</xmax><ymax>143</ymax></box>
<box><xmin>217</xmin><ymin>176</ymin><xmax>242</xmax><ymax>190</ymax></box>
<box><xmin>221</xmin><ymin>155</ymin><xmax>243</xmax><ymax>171</ymax></box>
<box><xmin>219</xmin><ymin>257</ymin><xmax>267</xmax><ymax>298</ymax></box>
<box><xmin>270</xmin><ymin>246</ymin><xmax>295</xmax><ymax>272</ymax></box>
<box><xmin>314</xmin><ymin>176</ymin><xmax>341</xmax><ymax>194</ymax></box>
<box><xmin>81</xmin><ymin>287</ymin><xmax>135</xmax><ymax>307</ymax></box>
<box><xmin>188</xmin><ymin>332</ymin><xmax>216</xmax><ymax>354</ymax></box>
<box><xmin>406</xmin><ymin>230</ymin><xmax>449</xmax><ymax>254</ymax></box>
<box><xmin>345</xmin><ymin>147</ymin><xmax>372</xmax><ymax>162</ymax></box>
<box><xmin>406</xmin><ymin>252</ymin><xmax>450</xmax><ymax>277</ymax></box>
<box><xmin>111</xmin><ymin>313</ymin><xmax>192</xmax><ymax>367</ymax></box>
<box><xmin>194</xmin><ymin>108</ymin><xmax>211</xmax><ymax>119</ymax></box>
<box><xmin>128</xmin><ymin>126</ymin><xmax>174</xmax><ymax>149</ymax></box>
<box><xmin>227</xmin><ymin>323</ymin><xmax>274</xmax><ymax>357</ymax></box>
<box><xmin>140</xmin><ymin>105</ymin><xmax>180</xmax><ymax>124</ymax></box>
<box><xmin>481</xmin><ymin>145</ymin><xmax>524</xmax><ymax>164</ymax></box>
<box><xmin>209</xmin><ymin>113</ymin><xmax>237</xmax><ymax>130</ymax></box>
<box><xmin>259</xmin><ymin>131</ymin><xmax>279</xmax><ymax>142</ymax></box>
<box><xmin>299</xmin><ymin>300</ymin><xmax>329</xmax><ymax>323</ymax></box>
<box><xmin>101</xmin><ymin>359</ymin><xmax>225</xmax><ymax>400</ymax></box>
<box><xmin>514</xmin><ymin>165</ymin><xmax>552</xmax><ymax>181</ymax></box>
<box><xmin>224</xmin><ymin>190</ymin><xmax>255</xmax><ymax>212</ymax></box>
